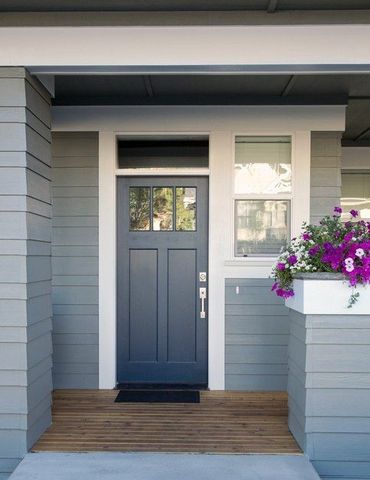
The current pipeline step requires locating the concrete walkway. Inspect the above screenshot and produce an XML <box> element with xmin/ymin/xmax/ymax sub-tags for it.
<box><xmin>10</xmin><ymin>452</ymin><xmax>320</xmax><ymax>480</ymax></box>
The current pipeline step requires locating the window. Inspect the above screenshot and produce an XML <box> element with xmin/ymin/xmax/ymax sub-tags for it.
<box><xmin>129</xmin><ymin>186</ymin><xmax>197</xmax><ymax>232</ymax></box>
<box><xmin>234</xmin><ymin>136</ymin><xmax>292</xmax><ymax>256</ymax></box>
<box><xmin>341</xmin><ymin>171</ymin><xmax>370</xmax><ymax>221</ymax></box>
<box><xmin>118</xmin><ymin>138</ymin><xmax>208</xmax><ymax>169</ymax></box>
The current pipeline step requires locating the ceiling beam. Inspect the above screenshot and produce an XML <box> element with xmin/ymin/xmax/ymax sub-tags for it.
<box><xmin>281</xmin><ymin>75</ymin><xmax>297</xmax><ymax>96</ymax></box>
<box><xmin>143</xmin><ymin>75</ymin><xmax>154</xmax><ymax>97</ymax></box>
<box><xmin>267</xmin><ymin>0</ymin><xmax>278</xmax><ymax>13</ymax></box>
<box><xmin>354</xmin><ymin>127</ymin><xmax>370</xmax><ymax>142</ymax></box>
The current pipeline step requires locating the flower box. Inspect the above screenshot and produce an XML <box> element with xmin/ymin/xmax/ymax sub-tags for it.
<box><xmin>271</xmin><ymin>207</ymin><xmax>370</xmax><ymax>308</ymax></box>
<box><xmin>285</xmin><ymin>277</ymin><xmax>370</xmax><ymax>315</ymax></box>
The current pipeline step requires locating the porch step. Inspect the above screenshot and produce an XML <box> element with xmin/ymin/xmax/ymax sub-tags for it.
<box><xmin>10</xmin><ymin>452</ymin><xmax>320</xmax><ymax>480</ymax></box>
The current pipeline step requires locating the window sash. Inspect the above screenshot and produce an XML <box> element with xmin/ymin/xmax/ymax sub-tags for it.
<box><xmin>234</xmin><ymin>199</ymin><xmax>291</xmax><ymax>257</ymax></box>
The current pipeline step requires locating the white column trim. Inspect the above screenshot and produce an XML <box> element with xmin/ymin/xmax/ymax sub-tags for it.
<box><xmin>98</xmin><ymin>132</ymin><xmax>117</xmax><ymax>389</ymax></box>
<box><xmin>291</xmin><ymin>131</ymin><xmax>311</xmax><ymax>237</ymax></box>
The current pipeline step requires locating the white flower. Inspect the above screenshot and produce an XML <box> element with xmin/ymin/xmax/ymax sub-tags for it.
<box><xmin>345</xmin><ymin>264</ymin><xmax>355</xmax><ymax>273</ymax></box>
<box><xmin>344</xmin><ymin>257</ymin><xmax>354</xmax><ymax>265</ymax></box>
<box><xmin>355</xmin><ymin>248</ymin><xmax>365</xmax><ymax>258</ymax></box>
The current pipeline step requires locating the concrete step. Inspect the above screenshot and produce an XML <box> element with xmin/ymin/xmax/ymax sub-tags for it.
<box><xmin>10</xmin><ymin>452</ymin><xmax>320</xmax><ymax>480</ymax></box>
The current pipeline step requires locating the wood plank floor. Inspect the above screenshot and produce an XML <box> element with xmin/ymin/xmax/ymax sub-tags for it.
<box><xmin>32</xmin><ymin>390</ymin><xmax>301</xmax><ymax>454</ymax></box>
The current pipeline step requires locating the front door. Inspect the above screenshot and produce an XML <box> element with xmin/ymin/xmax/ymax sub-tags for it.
<box><xmin>117</xmin><ymin>177</ymin><xmax>208</xmax><ymax>385</ymax></box>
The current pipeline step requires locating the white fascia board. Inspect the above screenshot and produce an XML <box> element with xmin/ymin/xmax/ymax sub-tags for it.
<box><xmin>51</xmin><ymin>105</ymin><xmax>346</xmax><ymax>133</ymax></box>
<box><xmin>0</xmin><ymin>25</ymin><xmax>370</xmax><ymax>70</ymax></box>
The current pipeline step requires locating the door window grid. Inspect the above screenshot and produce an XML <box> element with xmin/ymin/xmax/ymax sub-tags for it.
<box><xmin>129</xmin><ymin>186</ymin><xmax>197</xmax><ymax>232</ymax></box>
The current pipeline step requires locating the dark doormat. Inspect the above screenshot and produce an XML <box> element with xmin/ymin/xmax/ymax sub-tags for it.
<box><xmin>115</xmin><ymin>390</ymin><xmax>200</xmax><ymax>403</ymax></box>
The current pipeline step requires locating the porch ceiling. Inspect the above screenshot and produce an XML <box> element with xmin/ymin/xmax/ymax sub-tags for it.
<box><xmin>52</xmin><ymin>73</ymin><xmax>370</xmax><ymax>146</ymax></box>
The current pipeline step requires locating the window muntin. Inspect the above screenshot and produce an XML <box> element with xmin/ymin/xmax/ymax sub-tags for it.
<box><xmin>233</xmin><ymin>136</ymin><xmax>292</xmax><ymax>257</ymax></box>
<box><xmin>235</xmin><ymin>200</ymin><xmax>290</xmax><ymax>256</ymax></box>
<box><xmin>341</xmin><ymin>172</ymin><xmax>370</xmax><ymax>221</ymax></box>
<box><xmin>234</xmin><ymin>136</ymin><xmax>291</xmax><ymax>194</ymax></box>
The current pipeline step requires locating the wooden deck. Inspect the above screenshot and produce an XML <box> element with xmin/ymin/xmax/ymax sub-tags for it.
<box><xmin>33</xmin><ymin>390</ymin><xmax>301</xmax><ymax>454</ymax></box>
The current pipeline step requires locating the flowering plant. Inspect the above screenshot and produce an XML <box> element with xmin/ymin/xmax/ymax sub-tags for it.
<box><xmin>271</xmin><ymin>207</ymin><xmax>370</xmax><ymax>307</ymax></box>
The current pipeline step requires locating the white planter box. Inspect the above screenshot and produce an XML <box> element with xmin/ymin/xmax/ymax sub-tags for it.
<box><xmin>285</xmin><ymin>278</ymin><xmax>370</xmax><ymax>315</ymax></box>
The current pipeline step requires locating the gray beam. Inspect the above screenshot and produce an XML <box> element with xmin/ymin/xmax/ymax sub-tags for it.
<box><xmin>1</xmin><ymin>11</ymin><xmax>370</xmax><ymax>26</ymax></box>
<box><xmin>29</xmin><ymin>64</ymin><xmax>370</xmax><ymax>76</ymax></box>
<box><xmin>51</xmin><ymin>94</ymin><xmax>348</xmax><ymax>106</ymax></box>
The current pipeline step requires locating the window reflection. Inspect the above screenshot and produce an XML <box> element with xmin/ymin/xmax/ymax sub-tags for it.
<box><xmin>129</xmin><ymin>187</ymin><xmax>150</xmax><ymax>231</ymax></box>
<box><xmin>236</xmin><ymin>200</ymin><xmax>289</xmax><ymax>255</ymax></box>
<box><xmin>341</xmin><ymin>172</ymin><xmax>370</xmax><ymax>221</ymax></box>
<box><xmin>153</xmin><ymin>187</ymin><xmax>173</xmax><ymax>231</ymax></box>
<box><xmin>176</xmin><ymin>187</ymin><xmax>196</xmax><ymax>231</ymax></box>
<box><xmin>235</xmin><ymin>137</ymin><xmax>291</xmax><ymax>194</ymax></box>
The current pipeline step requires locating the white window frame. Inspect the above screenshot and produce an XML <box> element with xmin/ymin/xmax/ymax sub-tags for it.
<box><xmin>230</xmin><ymin>133</ymin><xmax>295</xmax><ymax>260</ymax></box>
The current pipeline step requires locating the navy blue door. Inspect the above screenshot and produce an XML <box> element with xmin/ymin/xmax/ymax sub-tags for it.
<box><xmin>117</xmin><ymin>177</ymin><xmax>208</xmax><ymax>385</ymax></box>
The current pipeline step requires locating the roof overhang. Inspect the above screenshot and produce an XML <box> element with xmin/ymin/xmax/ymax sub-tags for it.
<box><xmin>0</xmin><ymin>25</ymin><xmax>369</xmax><ymax>74</ymax></box>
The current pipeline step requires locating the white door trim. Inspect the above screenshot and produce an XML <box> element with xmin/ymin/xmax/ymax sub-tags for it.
<box><xmin>98</xmin><ymin>132</ymin><xmax>117</xmax><ymax>389</ymax></box>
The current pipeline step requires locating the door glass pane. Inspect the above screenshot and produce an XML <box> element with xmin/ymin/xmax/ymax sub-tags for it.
<box><xmin>176</xmin><ymin>187</ymin><xmax>197</xmax><ymax>231</ymax></box>
<box><xmin>235</xmin><ymin>200</ymin><xmax>289</xmax><ymax>255</ymax></box>
<box><xmin>341</xmin><ymin>172</ymin><xmax>370</xmax><ymax>220</ymax></box>
<box><xmin>129</xmin><ymin>187</ymin><xmax>150</xmax><ymax>231</ymax></box>
<box><xmin>153</xmin><ymin>187</ymin><xmax>173</xmax><ymax>231</ymax></box>
<box><xmin>235</xmin><ymin>136</ymin><xmax>291</xmax><ymax>194</ymax></box>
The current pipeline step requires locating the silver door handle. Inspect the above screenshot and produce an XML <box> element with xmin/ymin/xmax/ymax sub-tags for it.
<box><xmin>199</xmin><ymin>287</ymin><xmax>207</xmax><ymax>318</ymax></box>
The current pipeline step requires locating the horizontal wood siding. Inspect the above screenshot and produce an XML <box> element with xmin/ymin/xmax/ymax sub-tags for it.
<box><xmin>0</xmin><ymin>68</ymin><xmax>52</xmax><ymax>479</ymax></box>
<box><xmin>288</xmin><ymin>309</ymin><xmax>370</xmax><ymax>480</ymax></box>
<box><xmin>51</xmin><ymin>132</ymin><xmax>99</xmax><ymax>389</ymax></box>
<box><xmin>225</xmin><ymin>279</ymin><xmax>290</xmax><ymax>391</ymax></box>
<box><xmin>310</xmin><ymin>132</ymin><xmax>342</xmax><ymax>225</ymax></box>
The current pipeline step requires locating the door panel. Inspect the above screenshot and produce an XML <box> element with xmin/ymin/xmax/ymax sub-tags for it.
<box><xmin>129</xmin><ymin>249</ymin><xmax>158</xmax><ymax>362</ymax></box>
<box><xmin>117</xmin><ymin>176</ymin><xmax>208</xmax><ymax>385</ymax></box>
<box><xmin>167</xmin><ymin>249</ymin><xmax>196</xmax><ymax>363</ymax></box>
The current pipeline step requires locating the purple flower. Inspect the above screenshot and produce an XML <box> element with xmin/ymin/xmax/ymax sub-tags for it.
<box><xmin>276</xmin><ymin>262</ymin><xmax>286</xmax><ymax>271</ymax></box>
<box><xmin>350</xmin><ymin>209</ymin><xmax>359</xmax><ymax>218</ymax></box>
<box><xmin>302</xmin><ymin>233</ymin><xmax>311</xmax><ymax>241</ymax></box>
<box><xmin>276</xmin><ymin>288</ymin><xmax>294</xmax><ymax>299</ymax></box>
<box><xmin>334</xmin><ymin>206</ymin><xmax>342</xmax><ymax>215</ymax></box>
<box><xmin>309</xmin><ymin>245</ymin><xmax>320</xmax><ymax>256</ymax></box>
<box><xmin>271</xmin><ymin>282</ymin><xmax>278</xmax><ymax>292</ymax></box>
<box><xmin>288</xmin><ymin>255</ymin><xmax>297</xmax><ymax>265</ymax></box>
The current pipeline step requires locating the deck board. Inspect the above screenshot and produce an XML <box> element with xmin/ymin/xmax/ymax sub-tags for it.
<box><xmin>32</xmin><ymin>390</ymin><xmax>301</xmax><ymax>454</ymax></box>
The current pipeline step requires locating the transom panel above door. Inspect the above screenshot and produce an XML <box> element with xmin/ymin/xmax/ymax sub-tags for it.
<box><xmin>117</xmin><ymin>177</ymin><xmax>208</xmax><ymax>386</ymax></box>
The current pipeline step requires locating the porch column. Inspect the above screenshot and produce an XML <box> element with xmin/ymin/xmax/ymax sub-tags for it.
<box><xmin>0</xmin><ymin>68</ymin><xmax>52</xmax><ymax>477</ymax></box>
